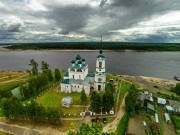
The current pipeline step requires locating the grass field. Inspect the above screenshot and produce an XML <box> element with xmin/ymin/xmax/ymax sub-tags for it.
<box><xmin>36</xmin><ymin>84</ymin><xmax>90</xmax><ymax>114</ymax></box>
<box><xmin>117</xmin><ymin>80</ymin><xmax>132</xmax><ymax>107</ymax></box>
<box><xmin>60</xmin><ymin>120</ymin><xmax>79</xmax><ymax>131</ymax></box>
<box><xmin>0</xmin><ymin>80</ymin><xmax>26</xmax><ymax>92</ymax></box>
<box><xmin>172</xmin><ymin>115</ymin><xmax>180</xmax><ymax>135</ymax></box>
<box><xmin>0</xmin><ymin>131</ymin><xmax>11</xmax><ymax>135</ymax></box>
<box><xmin>0</xmin><ymin>72</ymin><xmax>28</xmax><ymax>92</ymax></box>
<box><xmin>116</xmin><ymin>112</ymin><xmax>129</xmax><ymax>135</ymax></box>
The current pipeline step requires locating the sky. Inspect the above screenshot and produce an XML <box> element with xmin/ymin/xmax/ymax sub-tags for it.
<box><xmin>0</xmin><ymin>0</ymin><xmax>180</xmax><ymax>43</ymax></box>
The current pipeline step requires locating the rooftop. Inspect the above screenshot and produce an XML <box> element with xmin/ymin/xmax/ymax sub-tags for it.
<box><xmin>61</xmin><ymin>96</ymin><xmax>73</xmax><ymax>104</ymax></box>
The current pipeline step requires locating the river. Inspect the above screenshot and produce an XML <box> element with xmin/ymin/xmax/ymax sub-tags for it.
<box><xmin>0</xmin><ymin>50</ymin><xmax>180</xmax><ymax>80</ymax></box>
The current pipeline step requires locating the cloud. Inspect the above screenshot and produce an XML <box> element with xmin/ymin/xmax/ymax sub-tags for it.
<box><xmin>44</xmin><ymin>4</ymin><xmax>92</xmax><ymax>33</ymax></box>
<box><xmin>0</xmin><ymin>0</ymin><xmax>180</xmax><ymax>43</ymax></box>
<box><xmin>99</xmin><ymin>0</ymin><xmax>108</xmax><ymax>8</ymax></box>
<box><xmin>0</xmin><ymin>17</ymin><xmax>26</xmax><ymax>32</ymax></box>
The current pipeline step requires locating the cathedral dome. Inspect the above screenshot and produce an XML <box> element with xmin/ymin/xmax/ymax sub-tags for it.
<box><xmin>71</xmin><ymin>59</ymin><xmax>75</xmax><ymax>63</ymax></box>
<box><xmin>78</xmin><ymin>60</ymin><xmax>82</xmax><ymax>64</ymax></box>
<box><xmin>76</xmin><ymin>54</ymin><xmax>81</xmax><ymax>60</ymax></box>
<box><xmin>82</xmin><ymin>58</ymin><xmax>85</xmax><ymax>62</ymax></box>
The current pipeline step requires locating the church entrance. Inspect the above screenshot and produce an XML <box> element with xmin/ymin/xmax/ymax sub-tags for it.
<box><xmin>98</xmin><ymin>85</ymin><xmax>101</xmax><ymax>91</ymax></box>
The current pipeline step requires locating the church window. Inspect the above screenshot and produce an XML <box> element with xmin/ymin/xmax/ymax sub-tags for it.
<box><xmin>98</xmin><ymin>78</ymin><xmax>102</xmax><ymax>82</ymax></box>
<box><xmin>70</xmin><ymin>68</ymin><xmax>75</xmax><ymax>71</ymax></box>
<box><xmin>99</xmin><ymin>61</ymin><xmax>102</xmax><ymax>68</ymax></box>
<box><xmin>77</xmin><ymin>69</ymin><xmax>82</xmax><ymax>72</ymax></box>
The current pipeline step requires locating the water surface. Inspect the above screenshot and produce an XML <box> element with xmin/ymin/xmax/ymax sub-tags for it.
<box><xmin>0</xmin><ymin>50</ymin><xmax>179</xmax><ymax>80</ymax></box>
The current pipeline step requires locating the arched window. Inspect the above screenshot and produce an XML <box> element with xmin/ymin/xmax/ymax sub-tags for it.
<box><xmin>77</xmin><ymin>69</ymin><xmax>82</xmax><ymax>72</ymax></box>
<box><xmin>70</xmin><ymin>68</ymin><xmax>75</xmax><ymax>71</ymax></box>
<box><xmin>99</xmin><ymin>61</ymin><xmax>102</xmax><ymax>68</ymax></box>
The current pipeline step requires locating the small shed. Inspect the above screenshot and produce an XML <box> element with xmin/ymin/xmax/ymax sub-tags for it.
<box><xmin>157</xmin><ymin>97</ymin><xmax>166</xmax><ymax>105</ymax></box>
<box><xmin>61</xmin><ymin>96</ymin><xmax>73</xmax><ymax>108</ymax></box>
<box><xmin>147</xmin><ymin>103</ymin><xmax>155</xmax><ymax>113</ymax></box>
<box><xmin>155</xmin><ymin>113</ymin><xmax>159</xmax><ymax>123</ymax></box>
<box><xmin>166</xmin><ymin>105</ymin><xmax>174</xmax><ymax>113</ymax></box>
<box><xmin>143</xmin><ymin>121</ymin><xmax>147</xmax><ymax>127</ymax></box>
<box><xmin>164</xmin><ymin>113</ymin><xmax>171</xmax><ymax>123</ymax></box>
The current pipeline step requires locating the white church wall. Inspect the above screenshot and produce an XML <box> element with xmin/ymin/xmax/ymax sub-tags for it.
<box><xmin>60</xmin><ymin>83</ymin><xmax>66</xmax><ymax>92</ymax></box>
<box><xmin>84</xmin><ymin>85</ymin><xmax>90</xmax><ymax>94</ymax></box>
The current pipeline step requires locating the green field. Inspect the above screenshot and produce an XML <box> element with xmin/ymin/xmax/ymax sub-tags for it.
<box><xmin>0</xmin><ymin>131</ymin><xmax>12</xmax><ymax>135</ymax></box>
<box><xmin>172</xmin><ymin>115</ymin><xmax>180</xmax><ymax>135</ymax></box>
<box><xmin>0</xmin><ymin>80</ymin><xmax>26</xmax><ymax>92</ymax></box>
<box><xmin>117</xmin><ymin>80</ymin><xmax>132</xmax><ymax>107</ymax></box>
<box><xmin>36</xmin><ymin>84</ymin><xmax>90</xmax><ymax>114</ymax></box>
<box><xmin>116</xmin><ymin>112</ymin><xmax>129</xmax><ymax>135</ymax></box>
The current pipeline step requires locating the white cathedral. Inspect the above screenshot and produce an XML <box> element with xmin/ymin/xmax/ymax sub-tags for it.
<box><xmin>60</xmin><ymin>50</ymin><xmax>106</xmax><ymax>94</ymax></box>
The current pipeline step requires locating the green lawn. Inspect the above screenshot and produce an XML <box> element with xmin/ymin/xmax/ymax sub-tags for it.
<box><xmin>0</xmin><ymin>80</ymin><xmax>26</xmax><ymax>92</ymax></box>
<box><xmin>36</xmin><ymin>84</ymin><xmax>90</xmax><ymax>114</ymax></box>
<box><xmin>172</xmin><ymin>115</ymin><xmax>180</xmax><ymax>135</ymax></box>
<box><xmin>0</xmin><ymin>131</ymin><xmax>11</xmax><ymax>135</ymax></box>
<box><xmin>117</xmin><ymin>80</ymin><xmax>132</xmax><ymax>107</ymax></box>
<box><xmin>116</xmin><ymin>112</ymin><xmax>129</xmax><ymax>135</ymax></box>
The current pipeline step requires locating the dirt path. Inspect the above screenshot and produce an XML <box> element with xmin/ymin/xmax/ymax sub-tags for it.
<box><xmin>103</xmin><ymin>93</ymin><xmax>127</xmax><ymax>133</ymax></box>
<box><xmin>0</xmin><ymin>121</ymin><xmax>67</xmax><ymax>135</ymax></box>
<box><xmin>0</xmin><ymin>74</ymin><xmax>27</xmax><ymax>85</ymax></box>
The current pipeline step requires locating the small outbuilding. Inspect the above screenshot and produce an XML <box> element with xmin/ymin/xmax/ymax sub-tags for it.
<box><xmin>166</xmin><ymin>105</ymin><xmax>174</xmax><ymax>113</ymax></box>
<box><xmin>155</xmin><ymin>113</ymin><xmax>159</xmax><ymax>123</ymax></box>
<box><xmin>164</xmin><ymin>113</ymin><xmax>171</xmax><ymax>123</ymax></box>
<box><xmin>61</xmin><ymin>96</ymin><xmax>73</xmax><ymax>108</ymax></box>
<box><xmin>147</xmin><ymin>103</ymin><xmax>155</xmax><ymax>113</ymax></box>
<box><xmin>157</xmin><ymin>97</ymin><xmax>166</xmax><ymax>105</ymax></box>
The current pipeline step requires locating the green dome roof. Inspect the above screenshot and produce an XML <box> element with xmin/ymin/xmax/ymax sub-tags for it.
<box><xmin>82</xmin><ymin>58</ymin><xmax>85</xmax><ymax>62</ymax></box>
<box><xmin>76</xmin><ymin>54</ymin><xmax>81</xmax><ymax>60</ymax></box>
<box><xmin>71</xmin><ymin>59</ymin><xmax>75</xmax><ymax>63</ymax></box>
<box><xmin>78</xmin><ymin>60</ymin><xmax>82</xmax><ymax>64</ymax></box>
<box><xmin>97</xmin><ymin>54</ymin><xmax>105</xmax><ymax>58</ymax></box>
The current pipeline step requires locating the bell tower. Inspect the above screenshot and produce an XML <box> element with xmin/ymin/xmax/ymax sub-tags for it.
<box><xmin>94</xmin><ymin>50</ymin><xmax>106</xmax><ymax>91</ymax></box>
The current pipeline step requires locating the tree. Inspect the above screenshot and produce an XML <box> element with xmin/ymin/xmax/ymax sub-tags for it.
<box><xmin>68</xmin><ymin>123</ymin><xmax>115</xmax><ymax>135</ymax></box>
<box><xmin>91</xmin><ymin>93</ymin><xmax>102</xmax><ymax>113</ymax></box>
<box><xmin>55</xmin><ymin>68</ymin><xmax>61</xmax><ymax>81</ymax></box>
<box><xmin>125</xmin><ymin>85</ymin><xmax>138</xmax><ymax>112</ymax></box>
<box><xmin>174</xmin><ymin>83</ymin><xmax>180</xmax><ymax>95</ymax></box>
<box><xmin>46</xmin><ymin>69</ymin><xmax>53</xmax><ymax>82</ymax></box>
<box><xmin>29</xmin><ymin>59</ymin><xmax>38</xmax><ymax>75</ymax></box>
<box><xmin>102</xmin><ymin>90</ymin><xmax>114</xmax><ymax>111</ymax></box>
<box><xmin>41</xmin><ymin>61</ymin><xmax>49</xmax><ymax>73</ymax></box>
<box><xmin>47</xmin><ymin>107</ymin><xmax>61</xmax><ymax>124</ymax></box>
<box><xmin>90</xmin><ymin>91</ymin><xmax>97</xmax><ymax>101</ymax></box>
<box><xmin>106</xmin><ymin>83</ymin><xmax>115</xmax><ymax>93</ymax></box>
<box><xmin>80</xmin><ymin>89</ymin><xmax>87</xmax><ymax>105</ymax></box>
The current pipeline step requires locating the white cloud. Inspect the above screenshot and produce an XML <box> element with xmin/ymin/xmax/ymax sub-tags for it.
<box><xmin>0</xmin><ymin>0</ymin><xmax>180</xmax><ymax>43</ymax></box>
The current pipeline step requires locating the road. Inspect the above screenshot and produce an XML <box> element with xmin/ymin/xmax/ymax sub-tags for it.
<box><xmin>103</xmin><ymin>92</ymin><xmax>128</xmax><ymax>133</ymax></box>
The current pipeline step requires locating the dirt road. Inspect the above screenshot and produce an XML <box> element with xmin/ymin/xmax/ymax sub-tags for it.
<box><xmin>0</xmin><ymin>121</ymin><xmax>67</xmax><ymax>135</ymax></box>
<box><xmin>103</xmin><ymin>93</ymin><xmax>127</xmax><ymax>133</ymax></box>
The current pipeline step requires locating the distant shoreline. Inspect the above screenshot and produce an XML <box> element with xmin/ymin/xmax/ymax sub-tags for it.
<box><xmin>0</xmin><ymin>47</ymin><xmax>137</xmax><ymax>52</ymax></box>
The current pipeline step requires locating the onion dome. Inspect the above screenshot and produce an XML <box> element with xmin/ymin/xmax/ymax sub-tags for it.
<box><xmin>82</xmin><ymin>58</ymin><xmax>85</xmax><ymax>62</ymax></box>
<box><xmin>71</xmin><ymin>59</ymin><xmax>75</xmax><ymax>63</ymax></box>
<box><xmin>76</xmin><ymin>54</ymin><xmax>81</xmax><ymax>60</ymax></box>
<box><xmin>97</xmin><ymin>50</ymin><xmax>105</xmax><ymax>58</ymax></box>
<box><xmin>78</xmin><ymin>60</ymin><xmax>82</xmax><ymax>64</ymax></box>
<box><xmin>99</xmin><ymin>50</ymin><xmax>103</xmax><ymax>54</ymax></box>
